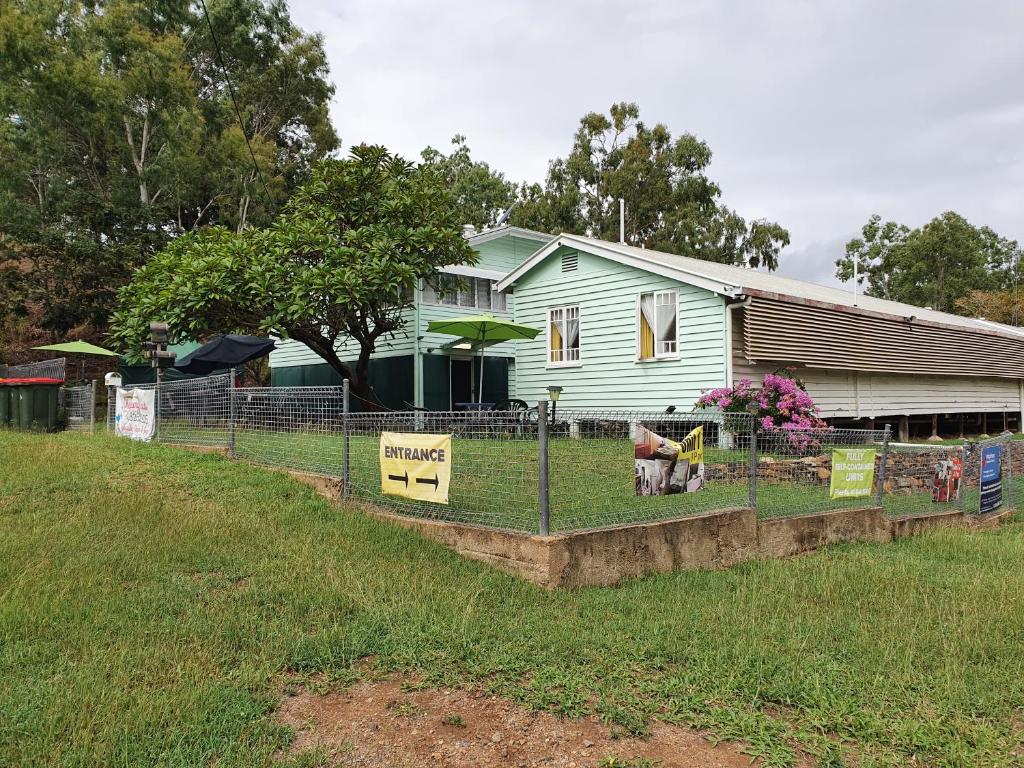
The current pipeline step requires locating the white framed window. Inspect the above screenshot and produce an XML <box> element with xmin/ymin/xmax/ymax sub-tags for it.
<box><xmin>548</xmin><ymin>305</ymin><xmax>580</xmax><ymax>366</ymax></box>
<box><xmin>422</xmin><ymin>275</ymin><xmax>507</xmax><ymax>311</ymax></box>
<box><xmin>637</xmin><ymin>290</ymin><xmax>678</xmax><ymax>361</ymax></box>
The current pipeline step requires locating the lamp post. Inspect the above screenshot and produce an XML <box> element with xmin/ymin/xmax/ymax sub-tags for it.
<box><xmin>547</xmin><ymin>385</ymin><xmax>563</xmax><ymax>427</ymax></box>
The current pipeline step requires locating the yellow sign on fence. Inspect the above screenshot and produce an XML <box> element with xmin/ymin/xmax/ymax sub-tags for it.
<box><xmin>829</xmin><ymin>447</ymin><xmax>876</xmax><ymax>500</ymax></box>
<box><xmin>379</xmin><ymin>432</ymin><xmax>452</xmax><ymax>504</ymax></box>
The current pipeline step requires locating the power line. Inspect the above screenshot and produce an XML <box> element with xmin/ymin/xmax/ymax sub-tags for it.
<box><xmin>198</xmin><ymin>0</ymin><xmax>274</xmax><ymax>210</ymax></box>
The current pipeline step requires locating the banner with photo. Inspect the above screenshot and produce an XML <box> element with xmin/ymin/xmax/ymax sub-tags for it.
<box><xmin>931</xmin><ymin>451</ymin><xmax>963</xmax><ymax>503</ymax></box>
<box><xmin>115</xmin><ymin>387</ymin><xmax>156</xmax><ymax>442</ymax></box>
<box><xmin>634</xmin><ymin>425</ymin><xmax>705</xmax><ymax>496</ymax></box>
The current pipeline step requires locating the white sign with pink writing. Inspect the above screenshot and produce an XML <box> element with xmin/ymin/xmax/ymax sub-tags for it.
<box><xmin>115</xmin><ymin>387</ymin><xmax>156</xmax><ymax>442</ymax></box>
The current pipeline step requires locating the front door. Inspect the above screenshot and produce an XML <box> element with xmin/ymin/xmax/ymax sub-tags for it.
<box><xmin>450</xmin><ymin>357</ymin><xmax>474</xmax><ymax>408</ymax></box>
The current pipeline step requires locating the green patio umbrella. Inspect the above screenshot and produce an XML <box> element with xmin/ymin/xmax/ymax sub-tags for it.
<box><xmin>33</xmin><ymin>341</ymin><xmax>119</xmax><ymax>381</ymax></box>
<box><xmin>33</xmin><ymin>341</ymin><xmax>118</xmax><ymax>357</ymax></box>
<box><xmin>426</xmin><ymin>314</ymin><xmax>539</xmax><ymax>404</ymax></box>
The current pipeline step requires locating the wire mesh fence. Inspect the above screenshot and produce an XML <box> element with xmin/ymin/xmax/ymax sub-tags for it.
<box><xmin>59</xmin><ymin>383</ymin><xmax>96</xmax><ymax>433</ymax></box>
<box><xmin>754</xmin><ymin>427</ymin><xmax>890</xmax><ymax>519</ymax></box>
<box><xmin>98</xmin><ymin>372</ymin><xmax>1020</xmax><ymax>534</ymax></box>
<box><xmin>155</xmin><ymin>374</ymin><xmax>232</xmax><ymax>447</ymax></box>
<box><xmin>344</xmin><ymin>409</ymin><xmax>541</xmax><ymax>531</ymax></box>
<box><xmin>882</xmin><ymin>441</ymin><xmax>966</xmax><ymax>518</ymax></box>
<box><xmin>1007</xmin><ymin>438</ymin><xmax>1024</xmax><ymax>516</ymax></box>
<box><xmin>3</xmin><ymin>357</ymin><xmax>66</xmax><ymax>380</ymax></box>
<box><xmin>549</xmin><ymin>409</ymin><xmax>753</xmax><ymax>531</ymax></box>
<box><xmin>234</xmin><ymin>386</ymin><xmax>346</xmax><ymax>476</ymax></box>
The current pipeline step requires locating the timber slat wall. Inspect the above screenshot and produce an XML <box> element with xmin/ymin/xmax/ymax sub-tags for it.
<box><xmin>731</xmin><ymin>305</ymin><xmax>1023</xmax><ymax>418</ymax></box>
<box><xmin>743</xmin><ymin>296</ymin><xmax>1024</xmax><ymax>379</ymax></box>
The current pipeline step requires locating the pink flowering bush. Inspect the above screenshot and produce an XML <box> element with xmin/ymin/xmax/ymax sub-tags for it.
<box><xmin>696</xmin><ymin>368</ymin><xmax>830</xmax><ymax>450</ymax></box>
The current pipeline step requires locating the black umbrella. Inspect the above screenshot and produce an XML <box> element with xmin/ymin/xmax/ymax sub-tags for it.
<box><xmin>174</xmin><ymin>335</ymin><xmax>276</xmax><ymax>376</ymax></box>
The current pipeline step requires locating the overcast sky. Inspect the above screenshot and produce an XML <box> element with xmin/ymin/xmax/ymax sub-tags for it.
<box><xmin>289</xmin><ymin>0</ymin><xmax>1024</xmax><ymax>287</ymax></box>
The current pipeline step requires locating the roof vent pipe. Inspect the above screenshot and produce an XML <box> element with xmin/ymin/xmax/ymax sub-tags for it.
<box><xmin>853</xmin><ymin>253</ymin><xmax>859</xmax><ymax>306</ymax></box>
<box><xmin>619</xmin><ymin>198</ymin><xmax>625</xmax><ymax>244</ymax></box>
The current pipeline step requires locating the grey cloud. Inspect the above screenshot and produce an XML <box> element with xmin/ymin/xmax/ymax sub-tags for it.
<box><xmin>290</xmin><ymin>0</ymin><xmax>1024</xmax><ymax>284</ymax></box>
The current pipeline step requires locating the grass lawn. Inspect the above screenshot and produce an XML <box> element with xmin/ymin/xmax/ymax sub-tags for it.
<box><xmin>3</xmin><ymin>431</ymin><xmax>1024</xmax><ymax>766</ymax></box>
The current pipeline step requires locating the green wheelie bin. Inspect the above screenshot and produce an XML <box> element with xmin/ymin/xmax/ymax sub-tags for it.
<box><xmin>8</xmin><ymin>380</ymin><xmax>62</xmax><ymax>431</ymax></box>
<box><xmin>0</xmin><ymin>385</ymin><xmax>10</xmax><ymax>427</ymax></box>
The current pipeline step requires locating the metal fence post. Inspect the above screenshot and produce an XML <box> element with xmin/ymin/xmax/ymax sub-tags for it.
<box><xmin>155</xmin><ymin>368</ymin><xmax>162</xmax><ymax>443</ymax></box>
<box><xmin>342</xmin><ymin>378</ymin><xmax>350</xmax><ymax>498</ymax></box>
<box><xmin>977</xmin><ymin>439</ymin><xmax>985</xmax><ymax>516</ymax></box>
<box><xmin>748</xmin><ymin>420</ymin><xmax>758</xmax><ymax>510</ymax></box>
<box><xmin>107</xmin><ymin>385</ymin><xmax>115</xmax><ymax>432</ymax></box>
<box><xmin>1006</xmin><ymin>438</ymin><xmax>1013</xmax><ymax>513</ymax></box>
<box><xmin>876</xmin><ymin>424</ymin><xmax>891</xmax><ymax>509</ymax></box>
<box><xmin>228</xmin><ymin>367</ymin><xmax>236</xmax><ymax>457</ymax></box>
<box><xmin>89</xmin><ymin>379</ymin><xmax>97</xmax><ymax>434</ymax></box>
<box><xmin>538</xmin><ymin>400</ymin><xmax>550</xmax><ymax>535</ymax></box>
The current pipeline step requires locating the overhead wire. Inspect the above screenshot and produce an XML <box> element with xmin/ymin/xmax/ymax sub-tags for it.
<box><xmin>197</xmin><ymin>0</ymin><xmax>274</xmax><ymax>210</ymax></box>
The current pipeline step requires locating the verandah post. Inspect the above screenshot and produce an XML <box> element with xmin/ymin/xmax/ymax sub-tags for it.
<box><xmin>342</xmin><ymin>378</ymin><xmax>351</xmax><ymax>498</ymax></box>
<box><xmin>538</xmin><ymin>400</ymin><xmax>550</xmax><ymax>535</ymax></box>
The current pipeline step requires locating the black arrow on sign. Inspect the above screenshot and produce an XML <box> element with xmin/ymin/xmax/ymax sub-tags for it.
<box><xmin>388</xmin><ymin>472</ymin><xmax>409</xmax><ymax>487</ymax></box>
<box><xmin>415</xmin><ymin>474</ymin><xmax>440</xmax><ymax>490</ymax></box>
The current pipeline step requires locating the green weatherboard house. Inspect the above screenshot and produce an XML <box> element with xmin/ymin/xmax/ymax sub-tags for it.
<box><xmin>273</xmin><ymin>226</ymin><xmax>1024</xmax><ymax>425</ymax></box>
<box><xmin>496</xmin><ymin>233</ymin><xmax>732</xmax><ymax>411</ymax></box>
<box><xmin>269</xmin><ymin>226</ymin><xmax>552</xmax><ymax>409</ymax></box>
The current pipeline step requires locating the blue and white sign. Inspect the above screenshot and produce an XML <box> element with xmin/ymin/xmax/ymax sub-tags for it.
<box><xmin>979</xmin><ymin>444</ymin><xmax>1003</xmax><ymax>514</ymax></box>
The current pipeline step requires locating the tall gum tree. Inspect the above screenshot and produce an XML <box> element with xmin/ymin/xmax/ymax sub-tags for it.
<box><xmin>0</xmin><ymin>0</ymin><xmax>336</xmax><ymax>360</ymax></box>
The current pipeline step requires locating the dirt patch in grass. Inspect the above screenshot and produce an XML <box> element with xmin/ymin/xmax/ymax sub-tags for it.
<box><xmin>276</xmin><ymin>677</ymin><xmax>766</xmax><ymax>768</ymax></box>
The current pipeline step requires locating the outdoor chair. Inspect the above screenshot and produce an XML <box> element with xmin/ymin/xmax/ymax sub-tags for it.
<box><xmin>492</xmin><ymin>398</ymin><xmax>532</xmax><ymax>437</ymax></box>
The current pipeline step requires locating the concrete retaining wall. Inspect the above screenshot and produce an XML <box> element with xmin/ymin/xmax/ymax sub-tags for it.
<box><xmin>343</xmin><ymin>503</ymin><xmax>1009</xmax><ymax>589</ymax></box>
<box><xmin>177</xmin><ymin>444</ymin><xmax>1012</xmax><ymax>590</ymax></box>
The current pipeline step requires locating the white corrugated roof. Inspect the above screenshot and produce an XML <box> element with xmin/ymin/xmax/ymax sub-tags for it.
<box><xmin>498</xmin><ymin>232</ymin><xmax>1024</xmax><ymax>341</ymax></box>
<box><xmin>466</xmin><ymin>225</ymin><xmax>554</xmax><ymax>247</ymax></box>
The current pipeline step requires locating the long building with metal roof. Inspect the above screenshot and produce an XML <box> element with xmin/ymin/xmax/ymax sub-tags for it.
<box><xmin>498</xmin><ymin>233</ymin><xmax>1023</xmax><ymax>439</ymax></box>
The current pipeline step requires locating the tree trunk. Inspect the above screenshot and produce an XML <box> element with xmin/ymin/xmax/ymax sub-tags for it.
<box><xmin>287</xmin><ymin>329</ymin><xmax>366</xmax><ymax>395</ymax></box>
<box><xmin>354</xmin><ymin>342</ymin><xmax>375</xmax><ymax>408</ymax></box>
<box><xmin>124</xmin><ymin>114</ymin><xmax>152</xmax><ymax>205</ymax></box>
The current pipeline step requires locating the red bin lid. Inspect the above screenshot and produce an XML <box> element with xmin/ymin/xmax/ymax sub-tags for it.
<box><xmin>0</xmin><ymin>377</ymin><xmax>65</xmax><ymax>385</ymax></box>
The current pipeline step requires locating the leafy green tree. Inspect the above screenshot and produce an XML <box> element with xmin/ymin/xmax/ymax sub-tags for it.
<box><xmin>420</xmin><ymin>135</ymin><xmax>516</xmax><ymax>229</ymax></box>
<box><xmin>835</xmin><ymin>215</ymin><xmax>911</xmax><ymax>301</ymax></box>
<box><xmin>836</xmin><ymin>212</ymin><xmax>1020</xmax><ymax>313</ymax></box>
<box><xmin>110</xmin><ymin>146</ymin><xmax>476</xmax><ymax>396</ymax></box>
<box><xmin>511</xmin><ymin>102</ymin><xmax>790</xmax><ymax>269</ymax></box>
<box><xmin>0</xmin><ymin>0</ymin><xmax>336</xmax><ymax>348</ymax></box>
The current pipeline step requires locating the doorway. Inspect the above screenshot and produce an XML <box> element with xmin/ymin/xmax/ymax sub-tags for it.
<box><xmin>449</xmin><ymin>357</ymin><xmax>474</xmax><ymax>408</ymax></box>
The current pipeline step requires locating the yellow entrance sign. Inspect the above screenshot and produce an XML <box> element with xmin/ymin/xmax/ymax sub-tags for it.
<box><xmin>379</xmin><ymin>432</ymin><xmax>452</xmax><ymax>504</ymax></box>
